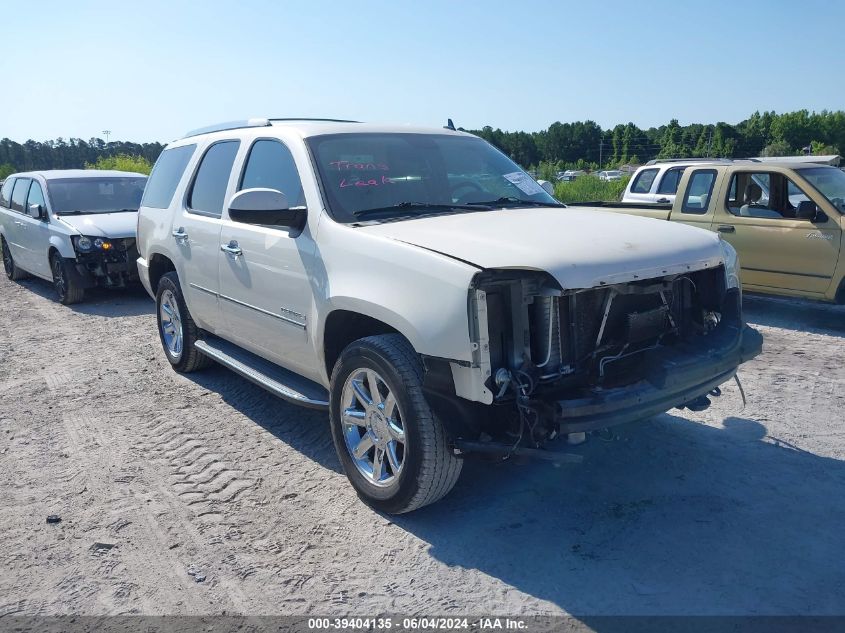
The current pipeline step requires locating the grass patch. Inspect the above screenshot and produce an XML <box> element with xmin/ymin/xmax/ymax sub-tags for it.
<box><xmin>554</xmin><ymin>175</ymin><xmax>629</xmax><ymax>204</ymax></box>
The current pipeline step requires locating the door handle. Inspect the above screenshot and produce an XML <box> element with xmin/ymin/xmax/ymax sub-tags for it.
<box><xmin>656</xmin><ymin>198</ymin><xmax>670</xmax><ymax>204</ymax></box>
<box><xmin>172</xmin><ymin>227</ymin><xmax>189</xmax><ymax>243</ymax></box>
<box><xmin>220</xmin><ymin>241</ymin><xmax>243</xmax><ymax>257</ymax></box>
<box><xmin>717</xmin><ymin>225</ymin><xmax>735</xmax><ymax>233</ymax></box>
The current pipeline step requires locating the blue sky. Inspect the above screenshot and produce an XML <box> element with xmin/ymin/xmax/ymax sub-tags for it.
<box><xmin>3</xmin><ymin>0</ymin><xmax>843</xmax><ymax>142</ymax></box>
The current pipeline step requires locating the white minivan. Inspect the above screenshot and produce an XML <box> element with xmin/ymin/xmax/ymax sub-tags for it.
<box><xmin>0</xmin><ymin>169</ymin><xmax>147</xmax><ymax>303</ymax></box>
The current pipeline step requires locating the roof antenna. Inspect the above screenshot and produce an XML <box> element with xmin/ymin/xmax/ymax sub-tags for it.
<box><xmin>445</xmin><ymin>118</ymin><xmax>456</xmax><ymax>131</ymax></box>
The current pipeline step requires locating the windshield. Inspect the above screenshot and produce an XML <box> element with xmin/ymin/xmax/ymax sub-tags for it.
<box><xmin>47</xmin><ymin>177</ymin><xmax>147</xmax><ymax>214</ymax></box>
<box><xmin>306</xmin><ymin>133</ymin><xmax>559</xmax><ymax>222</ymax></box>
<box><xmin>798</xmin><ymin>167</ymin><xmax>845</xmax><ymax>214</ymax></box>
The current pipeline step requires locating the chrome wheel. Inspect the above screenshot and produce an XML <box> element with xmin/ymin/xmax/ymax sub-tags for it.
<box><xmin>159</xmin><ymin>289</ymin><xmax>184</xmax><ymax>358</ymax></box>
<box><xmin>51</xmin><ymin>256</ymin><xmax>66</xmax><ymax>298</ymax></box>
<box><xmin>341</xmin><ymin>369</ymin><xmax>406</xmax><ymax>487</ymax></box>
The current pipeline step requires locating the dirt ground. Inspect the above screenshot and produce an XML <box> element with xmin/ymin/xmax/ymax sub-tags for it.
<box><xmin>1</xmin><ymin>275</ymin><xmax>844</xmax><ymax>618</ymax></box>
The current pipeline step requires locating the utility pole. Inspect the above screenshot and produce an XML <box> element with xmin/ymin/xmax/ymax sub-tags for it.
<box><xmin>707</xmin><ymin>129</ymin><xmax>713</xmax><ymax>157</ymax></box>
<box><xmin>598</xmin><ymin>139</ymin><xmax>603</xmax><ymax>169</ymax></box>
<box><xmin>102</xmin><ymin>130</ymin><xmax>111</xmax><ymax>144</ymax></box>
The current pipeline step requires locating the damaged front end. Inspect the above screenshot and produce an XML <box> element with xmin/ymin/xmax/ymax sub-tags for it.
<box><xmin>71</xmin><ymin>236</ymin><xmax>140</xmax><ymax>289</ymax></box>
<box><xmin>428</xmin><ymin>265</ymin><xmax>763</xmax><ymax>456</ymax></box>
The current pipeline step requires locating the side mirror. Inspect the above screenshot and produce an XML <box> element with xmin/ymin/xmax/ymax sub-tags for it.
<box><xmin>537</xmin><ymin>180</ymin><xmax>556</xmax><ymax>196</ymax></box>
<box><xmin>228</xmin><ymin>188</ymin><xmax>306</xmax><ymax>234</ymax></box>
<box><xmin>796</xmin><ymin>200</ymin><xmax>818</xmax><ymax>220</ymax></box>
<box><xmin>28</xmin><ymin>203</ymin><xmax>44</xmax><ymax>220</ymax></box>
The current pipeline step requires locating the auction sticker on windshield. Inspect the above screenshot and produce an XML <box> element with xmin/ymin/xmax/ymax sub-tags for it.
<box><xmin>503</xmin><ymin>171</ymin><xmax>544</xmax><ymax>196</ymax></box>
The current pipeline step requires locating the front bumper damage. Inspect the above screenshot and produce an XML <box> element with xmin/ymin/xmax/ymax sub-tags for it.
<box><xmin>71</xmin><ymin>242</ymin><xmax>140</xmax><ymax>289</ymax></box>
<box><xmin>553</xmin><ymin>323</ymin><xmax>762</xmax><ymax>434</ymax></box>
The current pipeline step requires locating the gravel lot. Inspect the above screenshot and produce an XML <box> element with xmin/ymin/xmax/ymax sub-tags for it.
<box><xmin>1</xmin><ymin>275</ymin><xmax>844</xmax><ymax>617</ymax></box>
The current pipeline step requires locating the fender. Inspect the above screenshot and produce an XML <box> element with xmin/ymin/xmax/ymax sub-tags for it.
<box><xmin>49</xmin><ymin>234</ymin><xmax>76</xmax><ymax>260</ymax></box>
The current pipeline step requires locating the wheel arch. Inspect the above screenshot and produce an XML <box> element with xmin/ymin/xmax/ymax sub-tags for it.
<box><xmin>835</xmin><ymin>275</ymin><xmax>845</xmax><ymax>304</ymax></box>
<box><xmin>321</xmin><ymin>307</ymin><xmax>403</xmax><ymax>380</ymax></box>
<box><xmin>148</xmin><ymin>252</ymin><xmax>177</xmax><ymax>294</ymax></box>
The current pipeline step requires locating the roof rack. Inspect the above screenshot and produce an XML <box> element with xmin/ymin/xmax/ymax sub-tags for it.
<box><xmin>268</xmin><ymin>118</ymin><xmax>360</xmax><ymax>124</ymax></box>
<box><xmin>645</xmin><ymin>157</ymin><xmax>733</xmax><ymax>165</ymax></box>
<box><xmin>182</xmin><ymin>117</ymin><xmax>360</xmax><ymax>139</ymax></box>
<box><xmin>183</xmin><ymin>118</ymin><xmax>271</xmax><ymax>139</ymax></box>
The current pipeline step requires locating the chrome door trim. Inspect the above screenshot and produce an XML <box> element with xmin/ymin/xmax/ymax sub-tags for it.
<box><xmin>219</xmin><ymin>292</ymin><xmax>307</xmax><ymax>329</ymax></box>
<box><xmin>189</xmin><ymin>282</ymin><xmax>218</xmax><ymax>296</ymax></box>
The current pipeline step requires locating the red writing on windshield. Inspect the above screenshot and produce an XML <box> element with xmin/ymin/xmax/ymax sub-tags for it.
<box><xmin>330</xmin><ymin>161</ymin><xmax>389</xmax><ymax>171</ymax></box>
<box><xmin>339</xmin><ymin>176</ymin><xmax>394</xmax><ymax>188</ymax></box>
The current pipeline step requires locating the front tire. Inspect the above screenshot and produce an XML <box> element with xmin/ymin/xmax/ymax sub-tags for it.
<box><xmin>156</xmin><ymin>272</ymin><xmax>211</xmax><ymax>373</ymax></box>
<box><xmin>50</xmin><ymin>252</ymin><xmax>84</xmax><ymax>304</ymax></box>
<box><xmin>329</xmin><ymin>334</ymin><xmax>462</xmax><ymax>514</ymax></box>
<box><xmin>2</xmin><ymin>236</ymin><xmax>30</xmax><ymax>281</ymax></box>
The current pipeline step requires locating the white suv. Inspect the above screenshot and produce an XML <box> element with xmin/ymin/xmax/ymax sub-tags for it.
<box><xmin>622</xmin><ymin>159</ymin><xmax>734</xmax><ymax>204</ymax></box>
<box><xmin>0</xmin><ymin>170</ymin><xmax>147</xmax><ymax>303</ymax></box>
<box><xmin>136</xmin><ymin>119</ymin><xmax>761</xmax><ymax>513</ymax></box>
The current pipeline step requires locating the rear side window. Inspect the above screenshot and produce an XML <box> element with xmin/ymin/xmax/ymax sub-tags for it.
<box><xmin>681</xmin><ymin>170</ymin><xmax>716</xmax><ymax>214</ymax></box>
<box><xmin>10</xmin><ymin>178</ymin><xmax>30</xmax><ymax>212</ymax></box>
<box><xmin>239</xmin><ymin>139</ymin><xmax>305</xmax><ymax>207</ymax></box>
<box><xmin>142</xmin><ymin>144</ymin><xmax>196</xmax><ymax>209</ymax></box>
<box><xmin>0</xmin><ymin>178</ymin><xmax>14</xmax><ymax>208</ymax></box>
<box><xmin>188</xmin><ymin>141</ymin><xmax>240</xmax><ymax>217</ymax></box>
<box><xmin>630</xmin><ymin>168</ymin><xmax>658</xmax><ymax>194</ymax></box>
<box><xmin>657</xmin><ymin>167</ymin><xmax>686</xmax><ymax>195</ymax></box>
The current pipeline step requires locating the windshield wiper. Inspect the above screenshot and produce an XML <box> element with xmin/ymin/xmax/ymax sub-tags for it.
<box><xmin>465</xmin><ymin>197</ymin><xmax>566</xmax><ymax>208</ymax></box>
<box><xmin>352</xmin><ymin>201</ymin><xmax>492</xmax><ymax>219</ymax></box>
<box><xmin>57</xmin><ymin>208</ymin><xmax>137</xmax><ymax>215</ymax></box>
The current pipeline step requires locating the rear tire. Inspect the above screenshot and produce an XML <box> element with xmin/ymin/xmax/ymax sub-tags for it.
<box><xmin>329</xmin><ymin>334</ymin><xmax>462</xmax><ymax>514</ymax></box>
<box><xmin>156</xmin><ymin>271</ymin><xmax>211</xmax><ymax>373</ymax></box>
<box><xmin>2</xmin><ymin>236</ymin><xmax>30</xmax><ymax>281</ymax></box>
<box><xmin>50</xmin><ymin>252</ymin><xmax>84</xmax><ymax>304</ymax></box>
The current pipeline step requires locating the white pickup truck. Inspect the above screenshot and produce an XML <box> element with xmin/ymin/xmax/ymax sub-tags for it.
<box><xmin>136</xmin><ymin>119</ymin><xmax>762</xmax><ymax>513</ymax></box>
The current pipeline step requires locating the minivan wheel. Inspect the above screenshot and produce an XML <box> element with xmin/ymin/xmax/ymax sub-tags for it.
<box><xmin>50</xmin><ymin>252</ymin><xmax>84</xmax><ymax>304</ymax></box>
<box><xmin>156</xmin><ymin>272</ymin><xmax>211</xmax><ymax>372</ymax></box>
<box><xmin>2</xmin><ymin>237</ymin><xmax>30</xmax><ymax>281</ymax></box>
<box><xmin>329</xmin><ymin>334</ymin><xmax>462</xmax><ymax>514</ymax></box>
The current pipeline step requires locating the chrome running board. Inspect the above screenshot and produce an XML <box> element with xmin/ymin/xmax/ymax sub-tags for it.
<box><xmin>195</xmin><ymin>337</ymin><xmax>329</xmax><ymax>410</ymax></box>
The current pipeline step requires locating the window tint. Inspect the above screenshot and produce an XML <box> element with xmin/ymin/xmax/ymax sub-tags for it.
<box><xmin>142</xmin><ymin>144</ymin><xmax>196</xmax><ymax>209</ymax></box>
<box><xmin>27</xmin><ymin>180</ymin><xmax>46</xmax><ymax>209</ymax></box>
<box><xmin>10</xmin><ymin>178</ymin><xmax>30</xmax><ymax>213</ymax></box>
<box><xmin>0</xmin><ymin>178</ymin><xmax>14</xmax><ymax>208</ymax></box>
<box><xmin>188</xmin><ymin>141</ymin><xmax>240</xmax><ymax>217</ymax></box>
<box><xmin>681</xmin><ymin>170</ymin><xmax>716</xmax><ymax>214</ymax></box>
<box><xmin>656</xmin><ymin>167</ymin><xmax>686</xmax><ymax>195</ymax></box>
<box><xmin>239</xmin><ymin>140</ymin><xmax>305</xmax><ymax>207</ymax></box>
<box><xmin>630</xmin><ymin>168</ymin><xmax>658</xmax><ymax>194</ymax></box>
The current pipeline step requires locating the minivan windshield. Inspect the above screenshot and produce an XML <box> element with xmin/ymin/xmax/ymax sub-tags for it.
<box><xmin>798</xmin><ymin>167</ymin><xmax>845</xmax><ymax>214</ymax></box>
<box><xmin>47</xmin><ymin>177</ymin><xmax>148</xmax><ymax>215</ymax></box>
<box><xmin>306</xmin><ymin>133</ymin><xmax>560</xmax><ymax>222</ymax></box>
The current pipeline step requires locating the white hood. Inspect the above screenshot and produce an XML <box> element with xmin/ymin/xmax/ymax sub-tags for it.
<box><xmin>56</xmin><ymin>212</ymin><xmax>137</xmax><ymax>239</ymax></box>
<box><xmin>358</xmin><ymin>207</ymin><xmax>725</xmax><ymax>289</ymax></box>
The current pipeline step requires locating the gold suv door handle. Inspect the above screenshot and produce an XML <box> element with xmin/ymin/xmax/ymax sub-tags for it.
<box><xmin>717</xmin><ymin>225</ymin><xmax>735</xmax><ymax>233</ymax></box>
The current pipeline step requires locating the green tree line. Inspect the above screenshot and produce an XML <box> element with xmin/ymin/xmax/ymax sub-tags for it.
<box><xmin>1</xmin><ymin>109</ymin><xmax>842</xmax><ymax>181</ymax></box>
<box><xmin>0</xmin><ymin>137</ymin><xmax>164</xmax><ymax>180</ymax></box>
<box><xmin>468</xmin><ymin>109</ymin><xmax>844</xmax><ymax>170</ymax></box>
